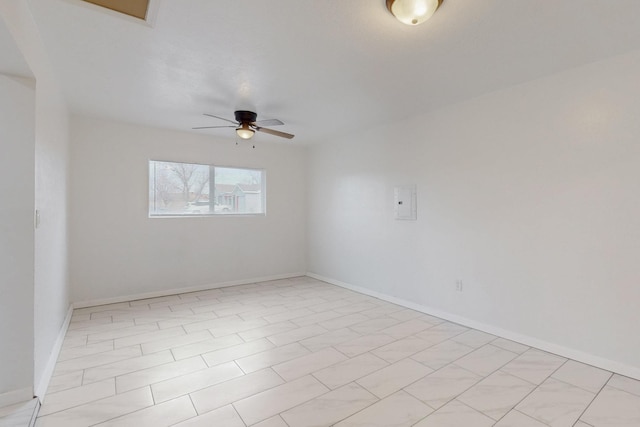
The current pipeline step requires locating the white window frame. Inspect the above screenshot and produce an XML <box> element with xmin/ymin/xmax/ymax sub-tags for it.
<box><xmin>148</xmin><ymin>159</ymin><xmax>266</xmax><ymax>218</ymax></box>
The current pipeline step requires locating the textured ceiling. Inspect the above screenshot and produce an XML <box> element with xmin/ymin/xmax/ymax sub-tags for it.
<box><xmin>29</xmin><ymin>0</ymin><xmax>640</xmax><ymax>144</ymax></box>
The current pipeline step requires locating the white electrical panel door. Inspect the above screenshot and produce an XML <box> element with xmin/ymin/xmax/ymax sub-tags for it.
<box><xmin>394</xmin><ymin>185</ymin><xmax>417</xmax><ymax>220</ymax></box>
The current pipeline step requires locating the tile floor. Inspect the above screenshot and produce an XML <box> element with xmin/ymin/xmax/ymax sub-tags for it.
<box><xmin>0</xmin><ymin>398</ymin><xmax>38</xmax><ymax>427</ymax></box>
<box><xmin>35</xmin><ymin>277</ymin><xmax>640</xmax><ymax>427</ymax></box>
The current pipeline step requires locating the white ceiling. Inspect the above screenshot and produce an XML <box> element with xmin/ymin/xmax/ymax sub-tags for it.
<box><xmin>29</xmin><ymin>0</ymin><xmax>640</xmax><ymax>144</ymax></box>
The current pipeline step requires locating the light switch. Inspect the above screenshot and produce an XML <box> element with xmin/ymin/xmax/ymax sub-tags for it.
<box><xmin>394</xmin><ymin>185</ymin><xmax>417</xmax><ymax>220</ymax></box>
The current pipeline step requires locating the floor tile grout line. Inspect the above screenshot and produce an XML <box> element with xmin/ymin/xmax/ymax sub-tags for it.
<box><xmin>408</xmin><ymin>341</ymin><xmax>477</xmax><ymax>369</ymax></box>
<box><xmin>185</xmin><ymin>393</ymin><xmax>197</xmax><ymax>416</ymax></box>
<box><xmin>269</xmin><ymin>366</ymin><xmax>288</xmax><ymax>383</ymax></box>
<box><xmin>79</xmin><ymin>346</ymin><xmax>175</xmax><ymax>386</ymax></box>
<box><xmin>400</xmin><ymin>367</ymin><xmax>479</xmax><ymax>414</ymax></box>
<box><xmin>64</xmin><ymin>320</ymin><xmax>144</xmax><ymax>336</ymax></box>
<box><xmin>395</xmin><ymin>344</ymin><xmax>527</xmax><ymax>421</ymax></box>
<box><xmin>449</xmin><ymin>342</ymin><xmax>518</xmax><ymax>372</ymax></box>
<box><xmin>276</xmin><ymin>414</ymin><xmax>292</xmax><ymax>427</ymax></box>
<box><xmin>369</xmin><ymin>332</ymin><xmax>466</xmax><ymax>363</ymax></box>
<box><xmin>79</xmin><ymin>323</ymin><xmax>166</xmax><ymax>346</ymax></box>
<box><xmin>454</xmin><ymin>398</ymin><xmax>499</xmax><ymax>421</ymax></box>
<box><xmin>95</xmin><ymin>391</ymin><xmax>189</xmax><ymax>426</ymax></box>
<box><xmin>483</xmin><ymin>370</ymin><xmax>557</xmax><ymax>425</ymax></box>
<box><xmin>186</xmin><ymin>372</ymin><xmax>341</xmax><ymax>421</ymax></box>
<box><xmin>230</xmin><ymin>403</ymin><xmax>249</xmax><ymax>427</ymax></box>
<box><xmin>111</xmin><ymin>354</ymin><xmax>214</xmax><ymax>392</ymax></box>
<box><xmin>571</xmin><ymin>370</ymin><xmax>615</xmax><ymax>426</ymax></box>
<box><xmin>53</xmin><ymin>345</ymin><xmax>145</xmax><ymax>384</ymax></box>
<box><xmin>107</xmin><ymin>363</ymin><xmax>211</xmax><ymax>397</ymax></box>
<box><xmin>140</xmin><ymin>361</ymin><xmax>250</xmax><ymax>404</ymax></box>
<box><xmin>231</xmin><ymin>401</ymin><xmax>249</xmax><ymax>426</ymax></box>
<box><xmin>79</xmin><ymin>349</ymin><xmax>205</xmax><ymax>391</ymax></box>
<box><xmin>491</xmin><ymin>357</ymin><xmax>593</xmax><ymax>427</ymax></box>
<box><xmin>549</xmin><ymin>369</ymin><xmax>613</xmax><ymax>395</ymax></box>
<box><xmin>281</xmin><ymin>383</ymin><xmax>381</xmax><ymax>427</ymax></box>
<box><xmin>513</xmin><ymin>409</ymin><xmax>554</xmax><ymax>427</ymax></box>
<box><xmin>488</xmin><ymin>346</ymin><xmax>568</xmax><ymax>387</ymax></box>
<box><xmin>605</xmin><ymin>381</ymin><xmax>640</xmax><ymax>398</ymax></box>
<box><xmin>39</xmin><ymin>378</ymin><xmax>119</xmax><ymax>417</ymax></box>
<box><xmin>234</xmin><ymin>378</ymin><xmax>342</xmax><ymax>426</ymax></box>
<box><xmin>56</xmin><ymin>341</ymin><xmax>119</xmax><ymax>364</ymax></box>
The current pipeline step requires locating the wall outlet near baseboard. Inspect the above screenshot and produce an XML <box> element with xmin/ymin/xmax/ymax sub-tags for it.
<box><xmin>455</xmin><ymin>280</ymin><xmax>463</xmax><ymax>292</ymax></box>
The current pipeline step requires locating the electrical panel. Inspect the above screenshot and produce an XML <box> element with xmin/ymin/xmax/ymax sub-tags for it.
<box><xmin>394</xmin><ymin>185</ymin><xmax>417</xmax><ymax>220</ymax></box>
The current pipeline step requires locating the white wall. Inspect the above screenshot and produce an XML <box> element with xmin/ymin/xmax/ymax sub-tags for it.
<box><xmin>0</xmin><ymin>74</ymin><xmax>35</xmax><ymax>402</ymax></box>
<box><xmin>0</xmin><ymin>0</ymin><xmax>71</xmax><ymax>399</ymax></box>
<box><xmin>33</xmin><ymin>76</ymin><xmax>70</xmax><ymax>396</ymax></box>
<box><xmin>308</xmin><ymin>49</ymin><xmax>640</xmax><ymax>377</ymax></box>
<box><xmin>70</xmin><ymin>116</ymin><xmax>306</xmax><ymax>303</ymax></box>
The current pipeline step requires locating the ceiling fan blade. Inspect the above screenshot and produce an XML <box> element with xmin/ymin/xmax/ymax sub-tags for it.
<box><xmin>192</xmin><ymin>125</ymin><xmax>236</xmax><ymax>129</ymax></box>
<box><xmin>254</xmin><ymin>118</ymin><xmax>284</xmax><ymax>127</ymax></box>
<box><xmin>255</xmin><ymin>126</ymin><xmax>295</xmax><ymax>139</ymax></box>
<box><xmin>203</xmin><ymin>113</ymin><xmax>238</xmax><ymax>125</ymax></box>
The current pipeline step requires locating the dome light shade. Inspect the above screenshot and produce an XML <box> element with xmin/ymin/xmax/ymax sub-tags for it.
<box><xmin>386</xmin><ymin>0</ymin><xmax>442</xmax><ymax>25</ymax></box>
<box><xmin>236</xmin><ymin>123</ymin><xmax>255</xmax><ymax>139</ymax></box>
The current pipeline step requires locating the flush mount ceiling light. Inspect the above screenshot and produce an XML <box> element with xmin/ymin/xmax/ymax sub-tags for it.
<box><xmin>386</xmin><ymin>0</ymin><xmax>443</xmax><ymax>25</ymax></box>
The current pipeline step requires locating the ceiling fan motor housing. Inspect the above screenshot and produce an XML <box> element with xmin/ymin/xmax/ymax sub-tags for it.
<box><xmin>235</xmin><ymin>110</ymin><xmax>257</xmax><ymax>124</ymax></box>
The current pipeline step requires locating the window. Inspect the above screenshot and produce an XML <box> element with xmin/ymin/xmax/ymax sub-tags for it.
<box><xmin>149</xmin><ymin>160</ymin><xmax>265</xmax><ymax>216</ymax></box>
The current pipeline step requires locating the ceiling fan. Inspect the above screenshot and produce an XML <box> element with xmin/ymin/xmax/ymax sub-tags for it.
<box><xmin>193</xmin><ymin>111</ymin><xmax>294</xmax><ymax>140</ymax></box>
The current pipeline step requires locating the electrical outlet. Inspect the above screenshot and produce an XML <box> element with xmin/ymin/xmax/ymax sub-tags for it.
<box><xmin>455</xmin><ymin>280</ymin><xmax>463</xmax><ymax>292</ymax></box>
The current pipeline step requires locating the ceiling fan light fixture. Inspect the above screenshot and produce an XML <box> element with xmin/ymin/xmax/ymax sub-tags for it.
<box><xmin>195</xmin><ymin>111</ymin><xmax>294</xmax><ymax>139</ymax></box>
<box><xmin>386</xmin><ymin>0</ymin><xmax>442</xmax><ymax>25</ymax></box>
<box><xmin>236</xmin><ymin>123</ymin><xmax>255</xmax><ymax>139</ymax></box>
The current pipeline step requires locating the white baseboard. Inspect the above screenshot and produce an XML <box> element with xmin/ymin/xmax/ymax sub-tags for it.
<box><xmin>307</xmin><ymin>272</ymin><xmax>640</xmax><ymax>381</ymax></box>
<box><xmin>72</xmin><ymin>272</ymin><xmax>306</xmax><ymax>309</ymax></box>
<box><xmin>0</xmin><ymin>387</ymin><xmax>32</xmax><ymax>409</ymax></box>
<box><xmin>34</xmin><ymin>304</ymin><xmax>73</xmax><ymax>400</ymax></box>
<box><xmin>29</xmin><ymin>399</ymin><xmax>40</xmax><ymax>427</ymax></box>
